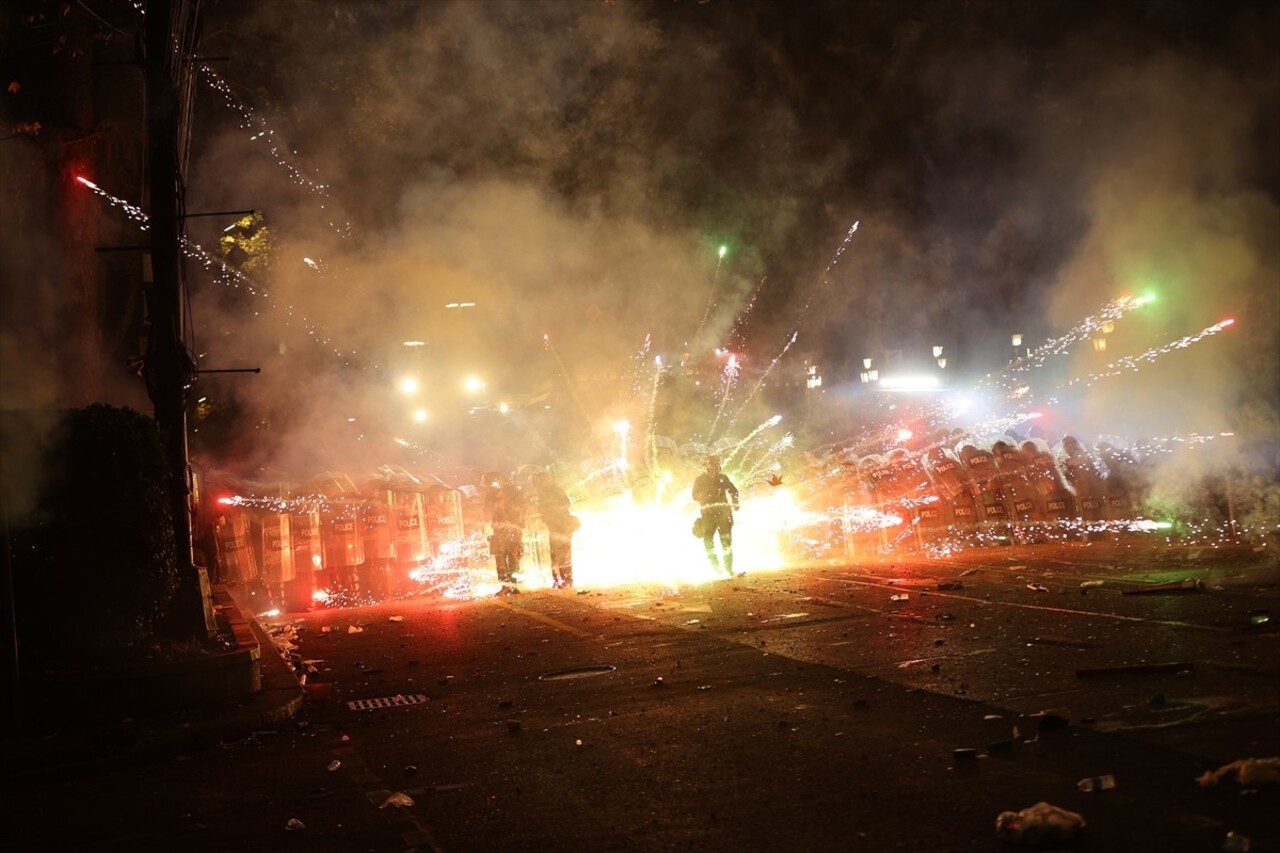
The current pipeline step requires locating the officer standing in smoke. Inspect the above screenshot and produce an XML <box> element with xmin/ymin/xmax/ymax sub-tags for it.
<box><xmin>484</xmin><ymin>471</ymin><xmax>526</xmax><ymax>594</ymax></box>
<box><xmin>692</xmin><ymin>454</ymin><xmax>740</xmax><ymax>576</ymax></box>
<box><xmin>533</xmin><ymin>469</ymin><xmax>578</xmax><ymax>589</ymax></box>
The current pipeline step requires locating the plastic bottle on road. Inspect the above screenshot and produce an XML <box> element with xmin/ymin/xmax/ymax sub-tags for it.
<box><xmin>1077</xmin><ymin>774</ymin><xmax>1116</xmax><ymax>792</ymax></box>
<box><xmin>1222</xmin><ymin>831</ymin><xmax>1251</xmax><ymax>852</ymax></box>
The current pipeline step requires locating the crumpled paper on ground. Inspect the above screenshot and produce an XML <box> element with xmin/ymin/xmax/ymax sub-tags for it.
<box><xmin>380</xmin><ymin>792</ymin><xmax>415</xmax><ymax>809</ymax></box>
<box><xmin>1196</xmin><ymin>757</ymin><xmax>1280</xmax><ymax>787</ymax></box>
<box><xmin>996</xmin><ymin>801</ymin><xmax>1086</xmax><ymax>846</ymax></box>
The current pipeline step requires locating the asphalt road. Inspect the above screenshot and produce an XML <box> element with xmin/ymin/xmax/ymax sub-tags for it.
<box><xmin>7</xmin><ymin>541</ymin><xmax>1278</xmax><ymax>852</ymax></box>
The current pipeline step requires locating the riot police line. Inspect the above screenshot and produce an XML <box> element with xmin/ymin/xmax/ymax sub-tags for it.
<box><xmin>802</xmin><ymin>433</ymin><xmax>1156</xmax><ymax>556</ymax></box>
<box><xmin>199</xmin><ymin>468</ymin><xmax>467</xmax><ymax>611</ymax></box>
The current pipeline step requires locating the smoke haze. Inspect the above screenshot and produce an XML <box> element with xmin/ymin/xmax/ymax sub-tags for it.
<box><xmin>4</xmin><ymin>1</ymin><xmax>1276</xmax><ymax>510</ymax></box>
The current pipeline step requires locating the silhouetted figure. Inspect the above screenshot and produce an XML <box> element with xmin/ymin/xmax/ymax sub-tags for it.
<box><xmin>534</xmin><ymin>470</ymin><xmax>578</xmax><ymax>589</ymax></box>
<box><xmin>693</xmin><ymin>455</ymin><xmax>740</xmax><ymax>576</ymax></box>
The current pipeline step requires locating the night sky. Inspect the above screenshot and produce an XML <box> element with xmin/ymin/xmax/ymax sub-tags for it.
<box><xmin>3</xmin><ymin>0</ymin><xmax>1278</xmax><ymax>484</ymax></box>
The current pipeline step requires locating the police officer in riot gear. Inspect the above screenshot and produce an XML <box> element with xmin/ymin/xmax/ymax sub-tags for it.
<box><xmin>693</xmin><ymin>455</ymin><xmax>740</xmax><ymax>576</ymax></box>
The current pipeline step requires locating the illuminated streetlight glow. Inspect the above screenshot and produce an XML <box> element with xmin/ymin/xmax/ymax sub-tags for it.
<box><xmin>463</xmin><ymin>376</ymin><xmax>485</xmax><ymax>393</ymax></box>
<box><xmin>498</xmin><ymin>402</ymin><xmax>510</xmax><ymax>414</ymax></box>
<box><xmin>399</xmin><ymin>377</ymin><xmax>419</xmax><ymax>395</ymax></box>
<box><xmin>879</xmin><ymin>374</ymin><xmax>939</xmax><ymax>391</ymax></box>
<box><xmin>412</xmin><ymin>409</ymin><xmax>428</xmax><ymax>423</ymax></box>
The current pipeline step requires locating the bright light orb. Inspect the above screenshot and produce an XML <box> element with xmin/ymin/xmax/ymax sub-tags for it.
<box><xmin>399</xmin><ymin>377</ymin><xmax>419</xmax><ymax>395</ymax></box>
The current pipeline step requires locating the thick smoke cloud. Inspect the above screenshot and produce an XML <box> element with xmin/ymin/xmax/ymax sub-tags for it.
<box><xmin>6</xmin><ymin>1</ymin><xmax>1273</xmax><ymax>508</ymax></box>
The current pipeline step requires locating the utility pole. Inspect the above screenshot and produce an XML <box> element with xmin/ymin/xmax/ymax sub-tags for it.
<box><xmin>144</xmin><ymin>0</ymin><xmax>214</xmax><ymax>639</ymax></box>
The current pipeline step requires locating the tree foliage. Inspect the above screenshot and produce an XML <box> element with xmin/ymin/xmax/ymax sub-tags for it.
<box><xmin>12</xmin><ymin>404</ymin><xmax>180</xmax><ymax>666</ymax></box>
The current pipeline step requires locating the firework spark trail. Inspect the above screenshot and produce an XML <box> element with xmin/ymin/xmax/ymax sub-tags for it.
<box><xmin>981</xmin><ymin>294</ymin><xmax>1154</xmax><ymax>393</ymax></box>
<box><xmin>726</xmin><ymin>276</ymin><xmax>768</xmax><ymax>347</ymax></box>
<box><xmin>692</xmin><ymin>248</ymin><xmax>728</xmax><ymax>344</ymax></box>
<box><xmin>629</xmin><ymin>335</ymin><xmax>654</xmax><ymax>398</ymax></box>
<box><xmin>716</xmin><ymin>331</ymin><xmax>799</xmax><ymax>441</ymax></box>
<box><xmin>794</xmin><ymin>220</ymin><xmax>859</xmax><ymax>325</ymax></box>
<box><xmin>1128</xmin><ymin>432</ymin><xmax>1235</xmax><ymax>457</ymax></box>
<box><xmin>217</xmin><ymin>493</ymin><xmax>364</xmax><ymax>519</ymax></box>
<box><xmin>948</xmin><ymin>411</ymin><xmax>1045</xmax><ymax>447</ymax></box>
<box><xmin>706</xmin><ymin>351</ymin><xmax>744</xmax><ymax>439</ymax></box>
<box><xmin>722</xmin><ymin>415</ymin><xmax>783</xmax><ymax>468</ymax></box>
<box><xmin>75</xmin><ymin>176</ymin><xmax>148</xmax><ymax>225</ymax></box>
<box><xmin>543</xmin><ymin>335</ymin><xmax>602</xmax><ymax>453</ymax></box>
<box><xmin>739</xmin><ymin>433</ymin><xmax>794</xmax><ymax>484</ymax></box>
<box><xmin>392</xmin><ymin>436</ymin><xmax>446</xmax><ymax>469</ymax></box>
<box><xmin>1054</xmin><ymin>319</ymin><xmax>1236</xmax><ymax>391</ymax></box>
<box><xmin>200</xmin><ymin>66</ymin><xmax>353</xmax><ymax>238</ymax></box>
<box><xmin>75</xmin><ymin>176</ymin><xmax>359</xmax><ymax>360</ymax></box>
<box><xmin>705</xmin><ymin>222</ymin><xmax>857</xmax><ymax>442</ymax></box>
<box><xmin>644</xmin><ymin>364</ymin><xmax>664</xmax><ymax>476</ymax></box>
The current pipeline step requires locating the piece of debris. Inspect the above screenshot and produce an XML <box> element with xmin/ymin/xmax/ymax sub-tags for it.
<box><xmin>953</xmin><ymin>747</ymin><xmax>979</xmax><ymax>761</ymax></box>
<box><xmin>389</xmin><ymin>616</ymin><xmax>404</xmax><ymax>622</ymax></box>
<box><xmin>959</xmin><ymin>568</ymin><xmax>978</xmax><ymax>577</ymax></box>
<box><xmin>327</xmin><ymin>760</ymin><xmax>341</xmax><ymax>772</ymax></box>
<box><xmin>1080</xmin><ymin>580</ymin><xmax>1104</xmax><ymax>593</ymax></box>
<box><xmin>890</xmin><ymin>593</ymin><xmax>909</xmax><ymax>601</ymax></box>
<box><xmin>1076</xmin><ymin>774</ymin><xmax>1115</xmax><ymax>792</ymax></box>
<box><xmin>995</xmin><ymin>801</ymin><xmax>1086</xmax><ymax>846</ymax></box>
<box><xmin>285</xmin><ymin>818</ymin><xmax>306</xmax><ymax>831</ymax></box>
<box><xmin>1076</xmin><ymin>662</ymin><xmax>1192</xmax><ymax>678</ymax></box>
<box><xmin>404</xmin><ymin>765</ymin><xmax>418</xmax><ymax>776</ymax></box>
<box><xmin>1122</xmin><ymin>578</ymin><xmax>1204</xmax><ymax>596</ymax></box>
<box><xmin>347</xmin><ymin>625</ymin><xmax>364</xmax><ymax>633</ymax></box>
<box><xmin>1035</xmin><ymin>712</ymin><xmax>1070</xmax><ymax>732</ymax></box>
<box><xmin>380</xmin><ymin>792</ymin><xmax>415</xmax><ymax>809</ymax></box>
<box><xmin>1026</xmin><ymin>582</ymin><xmax>1048</xmax><ymax>592</ymax></box>
<box><xmin>936</xmin><ymin>581</ymin><xmax>963</xmax><ymax>591</ymax></box>
<box><xmin>1196</xmin><ymin>757</ymin><xmax>1280</xmax><ymax>787</ymax></box>
<box><xmin>1222</xmin><ymin>831</ymin><xmax>1252</xmax><ymax>852</ymax></box>
<box><xmin>506</xmin><ymin>719</ymin><xmax>523</xmax><ymax>733</ymax></box>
